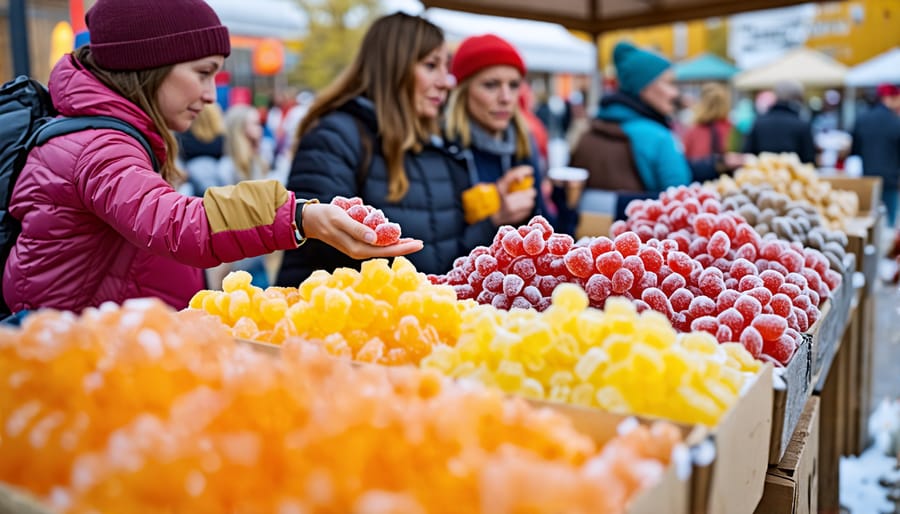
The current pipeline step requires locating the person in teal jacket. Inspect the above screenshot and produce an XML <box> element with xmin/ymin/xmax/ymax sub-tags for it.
<box><xmin>570</xmin><ymin>41</ymin><xmax>744</xmax><ymax>218</ymax></box>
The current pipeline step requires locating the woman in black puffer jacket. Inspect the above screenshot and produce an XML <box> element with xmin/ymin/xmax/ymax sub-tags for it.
<box><xmin>277</xmin><ymin>13</ymin><xmax>525</xmax><ymax>286</ymax></box>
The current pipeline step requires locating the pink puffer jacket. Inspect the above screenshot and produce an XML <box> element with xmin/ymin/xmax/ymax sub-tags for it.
<box><xmin>3</xmin><ymin>55</ymin><xmax>298</xmax><ymax>312</ymax></box>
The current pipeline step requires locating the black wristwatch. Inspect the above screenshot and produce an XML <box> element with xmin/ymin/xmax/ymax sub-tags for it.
<box><xmin>293</xmin><ymin>198</ymin><xmax>319</xmax><ymax>246</ymax></box>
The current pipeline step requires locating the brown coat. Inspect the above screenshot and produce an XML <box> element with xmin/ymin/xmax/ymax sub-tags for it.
<box><xmin>569</xmin><ymin>119</ymin><xmax>645</xmax><ymax>192</ymax></box>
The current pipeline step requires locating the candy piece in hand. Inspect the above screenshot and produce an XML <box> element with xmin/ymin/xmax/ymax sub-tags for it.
<box><xmin>331</xmin><ymin>197</ymin><xmax>405</xmax><ymax>246</ymax></box>
<box><xmin>375</xmin><ymin>223</ymin><xmax>401</xmax><ymax>246</ymax></box>
<box><xmin>508</xmin><ymin>175</ymin><xmax>534</xmax><ymax>193</ymax></box>
<box><xmin>461</xmin><ymin>183</ymin><xmax>501</xmax><ymax>224</ymax></box>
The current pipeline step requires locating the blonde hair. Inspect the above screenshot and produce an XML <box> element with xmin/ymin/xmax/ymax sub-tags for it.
<box><xmin>445</xmin><ymin>77</ymin><xmax>532</xmax><ymax>161</ymax></box>
<box><xmin>296</xmin><ymin>12</ymin><xmax>444</xmax><ymax>202</ymax></box>
<box><xmin>693</xmin><ymin>83</ymin><xmax>732</xmax><ymax>125</ymax></box>
<box><xmin>190</xmin><ymin>103</ymin><xmax>225</xmax><ymax>143</ymax></box>
<box><xmin>74</xmin><ymin>47</ymin><xmax>182</xmax><ymax>185</ymax></box>
<box><xmin>223</xmin><ymin>105</ymin><xmax>267</xmax><ymax>181</ymax></box>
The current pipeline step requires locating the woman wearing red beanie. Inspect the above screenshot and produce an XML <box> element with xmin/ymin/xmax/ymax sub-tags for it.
<box><xmin>3</xmin><ymin>0</ymin><xmax>420</xmax><ymax>314</ymax></box>
<box><xmin>445</xmin><ymin>34</ymin><xmax>578</xmax><ymax>234</ymax></box>
<box><xmin>276</xmin><ymin>13</ymin><xmax>499</xmax><ymax>286</ymax></box>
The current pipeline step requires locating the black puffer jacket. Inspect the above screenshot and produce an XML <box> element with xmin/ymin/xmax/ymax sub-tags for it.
<box><xmin>742</xmin><ymin>101</ymin><xmax>816</xmax><ymax>164</ymax></box>
<box><xmin>276</xmin><ymin>97</ymin><xmax>497</xmax><ymax>286</ymax></box>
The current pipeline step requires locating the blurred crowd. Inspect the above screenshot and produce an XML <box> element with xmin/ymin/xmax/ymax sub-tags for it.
<box><xmin>173</xmin><ymin>12</ymin><xmax>900</xmax><ymax>286</ymax></box>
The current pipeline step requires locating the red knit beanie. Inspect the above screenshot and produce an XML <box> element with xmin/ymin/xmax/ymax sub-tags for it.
<box><xmin>877</xmin><ymin>83</ymin><xmax>900</xmax><ymax>98</ymax></box>
<box><xmin>451</xmin><ymin>34</ymin><xmax>526</xmax><ymax>84</ymax></box>
<box><xmin>85</xmin><ymin>0</ymin><xmax>231</xmax><ymax>71</ymax></box>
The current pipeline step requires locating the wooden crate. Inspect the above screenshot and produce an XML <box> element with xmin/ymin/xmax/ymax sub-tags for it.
<box><xmin>816</xmin><ymin>335</ymin><xmax>850</xmax><ymax>514</ymax></box>
<box><xmin>852</xmin><ymin>291</ymin><xmax>877</xmax><ymax>454</ymax></box>
<box><xmin>755</xmin><ymin>396</ymin><xmax>820</xmax><ymax>514</ymax></box>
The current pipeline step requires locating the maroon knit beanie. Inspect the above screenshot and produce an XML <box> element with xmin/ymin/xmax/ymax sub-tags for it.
<box><xmin>451</xmin><ymin>34</ymin><xmax>526</xmax><ymax>84</ymax></box>
<box><xmin>85</xmin><ymin>0</ymin><xmax>231</xmax><ymax>71</ymax></box>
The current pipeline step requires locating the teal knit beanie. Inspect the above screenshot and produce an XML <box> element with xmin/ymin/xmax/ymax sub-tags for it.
<box><xmin>613</xmin><ymin>41</ymin><xmax>671</xmax><ymax>96</ymax></box>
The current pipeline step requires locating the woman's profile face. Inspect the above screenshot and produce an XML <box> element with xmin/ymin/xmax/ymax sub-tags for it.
<box><xmin>244</xmin><ymin>110</ymin><xmax>263</xmax><ymax>146</ymax></box>
<box><xmin>640</xmin><ymin>69</ymin><xmax>679</xmax><ymax>118</ymax></box>
<box><xmin>465</xmin><ymin>65</ymin><xmax>522</xmax><ymax>137</ymax></box>
<box><xmin>413</xmin><ymin>44</ymin><xmax>451</xmax><ymax>120</ymax></box>
<box><xmin>157</xmin><ymin>55</ymin><xmax>224</xmax><ymax>132</ymax></box>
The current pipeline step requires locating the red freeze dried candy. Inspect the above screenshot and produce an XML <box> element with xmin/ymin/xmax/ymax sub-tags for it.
<box><xmin>564</xmin><ymin>247</ymin><xmax>595</xmax><ymax>278</ymax></box>
<box><xmin>706</xmin><ymin>231</ymin><xmax>731</xmax><ymax>259</ymax></box>
<box><xmin>740</xmin><ymin>326</ymin><xmax>764</xmax><ymax>358</ymax></box>
<box><xmin>614</xmin><ymin>232</ymin><xmax>641</xmax><ymax>257</ymax></box>
<box><xmin>638</xmin><ymin>246</ymin><xmax>664</xmax><ymax>273</ymax></box>
<box><xmin>584</xmin><ymin>274</ymin><xmax>613</xmax><ymax>304</ymax></box>
<box><xmin>752</xmin><ymin>314</ymin><xmax>788</xmax><ymax>341</ymax></box>
<box><xmin>522</xmin><ymin>229</ymin><xmax>546</xmax><ymax>256</ymax></box>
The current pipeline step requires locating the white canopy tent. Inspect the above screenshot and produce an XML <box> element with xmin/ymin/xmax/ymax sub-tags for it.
<box><xmin>733</xmin><ymin>47</ymin><xmax>848</xmax><ymax>90</ymax></box>
<box><xmin>846</xmin><ymin>47</ymin><xmax>900</xmax><ymax>87</ymax></box>
<box><xmin>208</xmin><ymin>0</ymin><xmax>307</xmax><ymax>40</ymax></box>
<box><xmin>423</xmin><ymin>8</ymin><xmax>597</xmax><ymax>75</ymax></box>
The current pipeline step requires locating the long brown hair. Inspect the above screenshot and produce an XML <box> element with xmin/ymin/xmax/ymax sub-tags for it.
<box><xmin>296</xmin><ymin>12</ymin><xmax>444</xmax><ymax>202</ymax></box>
<box><xmin>74</xmin><ymin>46</ymin><xmax>182</xmax><ymax>185</ymax></box>
<box><xmin>693</xmin><ymin>82</ymin><xmax>731</xmax><ymax>125</ymax></box>
<box><xmin>445</xmin><ymin>77</ymin><xmax>532</xmax><ymax>161</ymax></box>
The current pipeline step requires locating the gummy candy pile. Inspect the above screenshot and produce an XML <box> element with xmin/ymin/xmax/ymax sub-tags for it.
<box><xmin>608</xmin><ymin>185</ymin><xmax>840</xmax><ymax>364</ymax></box>
<box><xmin>432</xmin><ymin>216</ymin><xmax>578</xmax><ymax>311</ymax></box>
<box><xmin>190</xmin><ymin>257</ymin><xmax>469</xmax><ymax>365</ymax></box>
<box><xmin>720</xmin><ymin>184</ymin><xmax>849</xmax><ymax>271</ymax></box>
<box><xmin>0</xmin><ymin>300</ymin><xmax>681</xmax><ymax>514</ymax></box>
<box><xmin>423</xmin><ymin>284</ymin><xmax>761</xmax><ymax>426</ymax></box>
<box><xmin>330</xmin><ymin>196</ymin><xmax>401</xmax><ymax>246</ymax></box>
<box><xmin>709</xmin><ymin>152</ymin><xmax>858</xmax><ymax>230</ymax></box>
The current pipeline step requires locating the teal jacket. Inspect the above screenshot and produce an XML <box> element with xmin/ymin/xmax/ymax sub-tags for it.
<box><xmin>597</xmin><ymin>96</ymin><xmax>693</xmax><ymax>191</ymax></box>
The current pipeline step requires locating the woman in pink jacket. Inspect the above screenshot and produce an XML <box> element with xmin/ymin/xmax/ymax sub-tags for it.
<box><xmin>3</xmin><ymin>0</ymin><xmax>421</xmax><ymax>313</ymax></box>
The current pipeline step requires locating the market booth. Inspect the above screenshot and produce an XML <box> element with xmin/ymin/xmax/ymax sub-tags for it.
<box><xmin>0</xmin><ymin>2</ymin><xmax>881</xmax><ymax>512</ymax></box>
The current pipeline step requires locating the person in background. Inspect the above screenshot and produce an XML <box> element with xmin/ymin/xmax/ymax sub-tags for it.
<box><xmin>277</xmin><ymin>12</ymin><xmax>500</xmax><ymax>286</ymax></box>
<box><xmin>443</xmin><ymin>34</ymin><xmax>579</xmax><ymax>235</ymax></box>
<box><xmin>742</xmin><ymin>79</ymin><xmax>816</xmax><ymax>164</ymax></box>
<box><xmin>682</xmin><ymin>82</ymin><xmax>740</xmax><ymax>161</ymax></box>
<box><xmin>220</xmin><ymin>104</ymin><xmax>270</xmax><ymax>183</ymax></box>
<box><xmin>851</xmin><ymin>83</ymin><xmax>900</xmax><ymax>228</ymax></box>
<box><xmin>176</xmin><ymin>102</ymin><xmax>225</xmax><ymax>195</ymax></box>
<box><xmin>569</xmin><ymin>41</ymin><xmax>744</xmax><ymax>219</ymax></box>
<box><xmin>443</xmin><ymin>34</ymin><xmax>538</xmax><ymax>226</ymax></box>
<box><xmin>4</xmin><ymin>0</ymin><xmax>421</xmax><ymax>314</ymax></box>
<box><xmin>205</xmin><ymin>104</ymin><xmax>276</xmax><ymax>289</ymax></box>
<box><xmin>176</xmin><ymin>102</ymin><xmax>225</xmax><ymax>162</ymax></box>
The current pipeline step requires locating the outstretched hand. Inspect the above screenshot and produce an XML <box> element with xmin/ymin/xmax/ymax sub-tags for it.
<box><xmin>301</xmin><ymin>203</ymin><xmax>423</xmax><ymax>260</ymax></box>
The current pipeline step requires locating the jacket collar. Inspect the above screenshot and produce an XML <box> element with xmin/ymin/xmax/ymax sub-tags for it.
<box><xmin>769</xmin><ymin>100</ymin><xmax>803</xmax><ymax>116</ymax></box>
<box><xmin>48</xmin><ymin>54</ymin><xmax>167</xmax><ymax>166</ymax></box>
<box><xmin>599</xmin><ymin>92</ymin><xmax>671</xmax><ymax>128</ymax></box>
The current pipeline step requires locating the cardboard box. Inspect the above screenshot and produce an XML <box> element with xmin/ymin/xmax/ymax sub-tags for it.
<box><xmin>532</xmin><ymin>366</ymin><xmax>773</xmax><ymax>514</ymax></box>
<box><xmin>770</xmin><ymin>333</ymin><xmax>812</xmax><ymax>465</ymax></box>
<box><xmin>820</xmin><ymin>176</ymin><xmax>881</xmax><ymax>215</ymax></box>
<box><xmin>822</xmin><ymin>176</ymin><xmax>883</xmax><ymax>295</ymax></box>
<box><xmin>0</xmin><ymin>482</ymin><xmax>54</xmax><ymax>514</ymax></box>
<box><xmin>755</xmin><ymin>396</ymin><xmax>820</xmax><ymax>514</ymax></box>
<box><xmin>575</xmin><ymin>212</ymin><xmax>613</xmax><ymax>240</ymax></box>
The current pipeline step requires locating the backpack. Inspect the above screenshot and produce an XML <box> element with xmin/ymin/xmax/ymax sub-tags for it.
<box><xmin>0</xmin><ymin>75</ymin><xmax>160</xmax><ymax>316</ymax></box>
